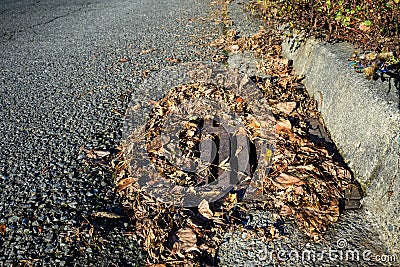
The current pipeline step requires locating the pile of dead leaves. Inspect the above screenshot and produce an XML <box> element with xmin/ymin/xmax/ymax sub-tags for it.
<box><xmin>112</xmin><ymin>27</ymin><xmax>358</xmax><ymax>265</ymax></box>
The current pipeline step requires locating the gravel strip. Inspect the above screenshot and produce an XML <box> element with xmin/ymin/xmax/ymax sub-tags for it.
<box><xmin>0</xmin><ymin>0</ymin><xmax>222</xmax><ymax>265</ymax></box>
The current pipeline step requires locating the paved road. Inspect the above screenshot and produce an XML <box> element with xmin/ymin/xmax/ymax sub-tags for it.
<box><xmin>0</xmin><ymin>0</ymin><xmax>221</xmax><ymax>265</ymax></box>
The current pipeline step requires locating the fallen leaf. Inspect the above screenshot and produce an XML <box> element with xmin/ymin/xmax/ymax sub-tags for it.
<box><xmin>176</xmin><ymin>228</ymin><xmax>198</xmax><ymax>253</ymax></box>
<box><xmin>82</xmin><ymin>148</ymin><xmax>111</xmax><ymax>159</ymax></box>
<box><xmin>378</xmin><ymin>52</ymin><xmax>394</xmax><ymax>61</ymax></box>
<box><xmin>141</xmin><ymin>48</ymin><xmax>155</xmax><ymax>54</ymax></box>
<box><xmin>359</xmin><ymin>22</ymin><xmax>371</xmax><ymax>33</ymax></box>
<box><xmin>111</xmin><ymin>109</ymin><xmax>125</xmax><ymax>116</ymax></box>
<box><xmin>0</xmin><ymin>224</ymin><xmax>6</xmax><ymax>236</ymax></box>
<box><xmin>116</xmin><ymin>177</ymin><xmax>136</xmax><ymax>192</ymax></box>
<box><xmin>276</xmin><ymin>119</ymin><xmax>292</xmax><ymax>133</ymax></box>
<box><xmin>142</xmin><ymin>69</ymin><xmax>151</xmax><ymax>78</ymax></box>
<box><xmin>247</xmin><ymin>118</ymin><xmax>261</xmax><ymax>131</ymax></box>
<box><xmin>146</xmin><ymin>136</ymin><xmax>162</xmax><ymax>153</ymax></box>
<box><xmin>118</xmin><ymin>57</ymin><xmax>130</xmax><ymax>63</ymax></box>
<box><xmin>92</xmin><ymin>212</ymin><xmax>123</xmax><ymax>219</ymax></box>
<box><xmin>209</xmin><ymin>37</ymin><xmax>225</xmax><ymax>47</ymax></box>
<box><xmin>274</xmin><ymin>173</ymin><xmax>305</xmax><ymax>187</ymax></box>
<box><xmin>269</xmin><ymin>226</ymin><xmax>279</xmax><ymax>237</ymax></box>
<box><xmin>363</xmin><ymin>65</ymin><xmax>377</xmax><ymax>79</ymax></box>
<box><xmin>280</xmin><ymin>205</ymin><xmax>294</xmax><ymax>215</ymax></box>
<box><xmin>230</xmin><ymin>44</ymin><xmax>240</xmax><ymax>52</ymax></box>
<box><xmin>198</xmin><ymin>199</ymin><xmax>213</xmax><ymax>219</ymax></box>
<box><xmin>294</xmin><ymin>186</ymin><xmax>304</xmax><ymax>195</ymax></box>
<box><xmin>275</xmin><ymin>102</ymin><xmax>296</xmax><ymax>114</ymax></box>
<box><xmin>236</xmin><ymin>96</ymin><xmax>245</xmax><ymax>103</ymax></box>
<box><xmin>365</xmin><ymin>52</ymin><xmax>377</xmax><ymax>61</ymax></box>
<box><xmin>165</xmin><ymin>57</ymin><xmax>182</xmax><ymax>63</ymax></box>
<box><xmin>295</xmin><ymin>164</ymin><xmax>315</xmax><ymax>171</ymax></box>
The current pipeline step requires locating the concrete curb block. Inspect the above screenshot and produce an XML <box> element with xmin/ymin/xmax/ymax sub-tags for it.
<box><xmin>282</xmin><ymin>36</ymin><xmax>400</xmax><ymax>254</ymax></box>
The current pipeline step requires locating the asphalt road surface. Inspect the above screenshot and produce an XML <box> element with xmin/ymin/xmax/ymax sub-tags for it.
<box><xmin>0</xmin><ymin>0</ymin><xmax>221</xmax><ymax>265</ymax></box>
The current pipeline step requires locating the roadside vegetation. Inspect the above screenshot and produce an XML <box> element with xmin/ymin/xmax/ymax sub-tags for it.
<box><xmin>249</xmin><ymin>0</ymin><xmax>399</xmax><ymax>80</ymax></box>
<box><xmin>250</xmin><ymin>0</ymin><xmax>399</xmax><ymax>53</ymax></box>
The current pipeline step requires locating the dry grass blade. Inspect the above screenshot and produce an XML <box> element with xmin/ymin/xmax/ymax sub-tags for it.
<box><xmin>91</xmin><ymin>212</ymin><xmax>124</xmax><ymax>219</ymax></box>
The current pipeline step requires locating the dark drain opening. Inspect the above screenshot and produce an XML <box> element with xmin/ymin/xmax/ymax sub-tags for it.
<box><xmin>208</xmin><ymin>133</ymin><xmax>219</xmax><ymax>184</ymax></box>
<box><xmin>248</xmin><ymin>140</ymin><xmax>258</xmax><ymax>176</ymax></box>
<box><xmin>175</xmin><ymin>117</ymin><xmax>259</xmax><ymax>187</ymax></box>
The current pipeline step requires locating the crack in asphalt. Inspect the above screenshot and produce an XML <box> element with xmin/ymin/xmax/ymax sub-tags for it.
<box><xmin>32</xmin><ymin>12</ymin><xmax>71</xmax><ymax>28</ymax></box>
<box><xmin>1</xmin><ymin>2</ymin><xmax>93</xmax><ymax>41</ymax></box>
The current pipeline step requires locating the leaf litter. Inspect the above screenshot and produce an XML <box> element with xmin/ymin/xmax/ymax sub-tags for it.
<box><xmin>111</xmin><ymin>26</ymin><xmax>360</xmax><ymax>265</ymax></box>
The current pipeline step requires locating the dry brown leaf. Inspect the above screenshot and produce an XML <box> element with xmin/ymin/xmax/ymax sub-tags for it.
<box><xmin>92</xmin><ymin>212</ymin><xmax>123</xmax><ymax>219</ymax></box>
<box><xmin>229</xmin><ymin>44</ymin><xmax>240</xmax><ymax>53</ymax></box>
<box><xmin>294</xmin><ymin>186</ymin><xmax>304</xmax><ymax>195</ymax></box>
<box><xmin>111</xmin><ymin>109</ymin><xmax>125</xmax><ymax>116</ymax></box>
<box><xmin>295</xmin><ymin>164</ymin><xmax>315</xmax><ymax>171</ymax></box>
<box><xmin>0</xmin><ymin>223</ymin><xmax>6</xmax><ymax>236</ymax></box>
<box><xmin>209</xmin><ymin>37</ymin><xmax>225</xmax><ymax>47</ymax></box>
<box><xmin>82</xmin><ymin>148</ymin><xmax>111</xmax><ymax>159</ymax></box>
<box><xmin>147</xmin><ymin>136</ymin><xmax>162</xmax><ymax>153</ymax></box>
<box><xmin>224</xmin><ymin>192</ymin><xmax>237</xmax><ymax>211</ymax></box>
<box><xmin>359</xmin><ymin>22</ymin><xmax>371</xmax><ymax>33</ymax></box>
<box><xmin>198</xmin><ymin>199</ymin><xmax>213</xmax><ymax>219</ymax></box>
<box><xmin>269</xmin><ymin>226</ymin><xmax>279</xmax><ymax>238</ymax></box>
<box><xmin>275</xmin><ymin>102</ymin><xmax>297</xmax><ymax>114</ymax></box>
<box><xmin>118</xmin><ymin>57</ymin><xmax>130</xmax><ymax>63</ymax></box>
<box><xmin>300</xmin><ymin>146</ymin><xmax>317</xmax><ymax>153</ymax></box>
<box><xmin>247</xmin><ymin>118</ymin><xmax>261</xmax><ymax>132</ymax></box>
<box><xmin>275</xmin><ymin>119</ymin><xmax>291</xmax><ymax>133</ymax></box>
<box><xmin>280</xmin><ymin>205</ymin><xmax>294</xmax><ymax>216</ymax></box>
<box><xmin>141</xmin><ymin>48</ymin><xmax>155</xmax><ymax>54</ymax></box>
<box><xmin>274</xmin><ymin>173</ymin><xmax>305</xmax><ymax>187</ymax></box>
<box><xmin>165</xmin><ymin>57</ymin><xmax>182</xmax><ymax>63</ymax></box>
<box><xmin>116</xmin><ymin>177</ymin><xmax>136</xmax><ymax>192</ymax></box>
<box><xmin>142</xmin><ymin>69</ymin><xmax>151</xmax><ymax>78</ymax></box>
<box><xmin>176</xmin><ymin>228</ymin><xmax>198</xmax><ymax>253</ymax></box>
